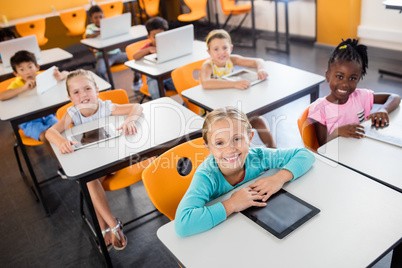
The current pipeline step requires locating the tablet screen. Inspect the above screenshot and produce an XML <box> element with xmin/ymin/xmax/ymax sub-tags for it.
<box><xmin>69</xmin><ymin>127</ymin><xmax>111</xmax><ymax>149</ymax></box>
<box><xmin>241</xmin><ymin>189</ymin><xmax>320</xmax><ymax>239</ymax></box>
<box><xmin>225</xmin><ymin>70</ymin><xmax>258</xmax><ymax>82</ymax></box>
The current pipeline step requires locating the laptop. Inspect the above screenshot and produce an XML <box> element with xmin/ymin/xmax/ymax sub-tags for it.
<box><xmin>144</xmin><ymin>24</ymin><xmax>194</xmax><ymax>64</ymax></box>
<box><xmin>361</xmin><ymin>119</ymin><xmax>402</xmax><ymax>147</ymax></box>
<box><xmin>100</xmin><ymin>12</ymin><xmax>131</xmax><ymax>40</ymax></box>
<box><xmin>0</xmin><ymin>35</ymin><xmax>41</xmax><ymax>68</ymax></box>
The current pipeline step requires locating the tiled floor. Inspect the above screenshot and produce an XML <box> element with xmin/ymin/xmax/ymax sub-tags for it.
<box><xmin>1</xmin><ymin>23</ymin><xmax>401</xmax><ymax>267</ymax></box>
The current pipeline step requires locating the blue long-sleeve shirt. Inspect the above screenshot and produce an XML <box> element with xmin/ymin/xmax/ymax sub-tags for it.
<box><xmin>175</xmin><ymin>147</ymin><xmax>315</xmax><ymax>237</ymax></box>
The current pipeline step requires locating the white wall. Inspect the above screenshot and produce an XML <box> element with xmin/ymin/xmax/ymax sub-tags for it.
<box><xmin>358</xmin><ymin>0</ymin><xmax>402</xmax><ymax>51</ymax></box>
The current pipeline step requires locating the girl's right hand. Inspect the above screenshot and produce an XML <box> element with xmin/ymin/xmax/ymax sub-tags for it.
<box><xmin>58</xmin><ymin>140</ymin><xmax>78</xmax><ymax>154</ymax></box>
<box><xmin>224</xmin><ymin>187</ymin><xmax>266</xmax><ymax>215</ymax></box>
<box><xmin>233</xmin><ymin>80</ymin><xmax>251</xmax><ymax>90</ymax></box>
<box><xmin>337</xmin><ymin>124</ymin><xmax>365</xmax><ymax>139</ymax></box>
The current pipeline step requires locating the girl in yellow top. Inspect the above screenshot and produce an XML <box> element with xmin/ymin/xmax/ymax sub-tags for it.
<box><xmin>199</xmin><ymin>29</ymin><xmax>275</xmax><ymax>148</ymax></box>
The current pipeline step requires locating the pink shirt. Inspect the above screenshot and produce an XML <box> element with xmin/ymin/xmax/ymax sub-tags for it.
<box><xmin>308</xmin><ymin>88</ymin><xmax>374</xmax><ymax>135</ymax></box>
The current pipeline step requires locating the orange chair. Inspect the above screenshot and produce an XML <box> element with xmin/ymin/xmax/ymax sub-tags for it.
<box><xmin>178</xmin><ymin>0</ymin><xmax>208</xmax><ymax>22</ymax></box>
<box><xmin>142</xmin><ymin>137</ymin><xmax>209</xmax><ymax>220</ymax></box>
<box><xmin>59</xmin><ymin>8</ymin><xmax>87</xmax><ymax>36</ymax></box>
<box><xmin>171</xmin><ymin>59</ymin><xmax>206</xmax><ymax>115</ymax></box>
<box><xmin>138</xmin><ymin>0</ymin><xmax>160</xmax><ymax>18</ymax></box>
<box><xmin>99</xmin><ymin>1</ymin><xmax>124</xmax><ymax>18</ymax></box>
<box><xmin>126</xmin><ymin>39</ymin><xmax>177</xmax><ymax>103</ymax></box>
<box><xmin>15</xmin><ymin>18</ymin><xmax>48</xmax><ymax>46</ymax></box>
<box><xmin>218</xmin><ymin>0</ymin><xmax>252</xmax><ymax>31</ymax></box>
<box><xmin>297</xmin><ymin>106</ymin><xmax>319</xmax><ymax>152</ymax></box>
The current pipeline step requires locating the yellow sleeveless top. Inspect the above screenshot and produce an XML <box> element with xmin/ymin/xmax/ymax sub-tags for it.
<box><xmin>206</xmin><ymin>59</ymin><xmax>234</xmax><ymax>78</ymax></box>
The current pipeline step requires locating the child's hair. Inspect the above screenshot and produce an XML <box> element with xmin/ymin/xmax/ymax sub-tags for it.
<box><xmin>328</xmin><ymin>38</ymin><xmax>368</xmax><ymax>78</ymax></box>
<box><xmin>205</xmin><ymin>29</ymin><xmax>232</xmax><ymax>49</ymax></box>
<box><xmin>145</xmin><ymin>17</ymin><xmax>168</xmax><ymax>34</ymax></box>
<box><xmin>88</xmin><ymin>5</ymin><xmax>103</xmax><ymax>17</ymax></box>
<box><xmin>66</xmin><ymin>69</ymin><xmax>97</xmax><ymax>96</ymax></box>
<box><xmin>202</xmin><ymin>107</ymin><xmax>252</xmax><ymax>145</ymax></box>
<box><xmin>10</xmin><ymin>50</ymin><xmax>37</xmax><ymax>72</ymax></box>
<box><xmin>0</xmin><ymin>28</ymin><xmax>16</xmax><ymax>42</ymax></box>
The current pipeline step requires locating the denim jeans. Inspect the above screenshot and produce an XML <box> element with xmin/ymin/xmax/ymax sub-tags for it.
<box><xmin>146</xmin><ymin>76</ymin><xmax>176</xmax><ymax>99</ymax></box>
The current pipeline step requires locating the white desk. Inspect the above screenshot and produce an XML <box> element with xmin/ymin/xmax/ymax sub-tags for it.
<box><xmin>317</xmin><ymin>105</ymin><xmax>402</xmax><ymax>192</ymax></box>
<box><xmin>80</xmin><ymin>25</ymin><xmax>147</xmax><ymax>88</ymax></box>
<box><xmin>0</xmin><ymin>71</ymin><xmax>110</xmax><ymax>215</ymax></box>
<box><xmin>0</xmin><ymin>48</ymin><xmax>73</xmax><ymax>81</ymax></box>
<box><xmin>125</xmin><ymin>40</ymin><xmax>210</xmax><ymax>98</ymax></box>
<box><xmin>181</xmin><ymin>61</ymin><xmax>325</xmax><ymax>116</ymax></box>
<box><xmin>157</xmin><ymin>154</ymin><xmax>402</xmax><ymax>268</ymax></box>
<box><xmin>50</xmin><ymin>97</ymin><xmax>204</xmax><ymax>267</ymax></box>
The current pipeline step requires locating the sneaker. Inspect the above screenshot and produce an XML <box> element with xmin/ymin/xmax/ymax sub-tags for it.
<box><xmin>57</xmin><ymin>168</ymin><xmax>68</xmax><ymax>179</ymax></box>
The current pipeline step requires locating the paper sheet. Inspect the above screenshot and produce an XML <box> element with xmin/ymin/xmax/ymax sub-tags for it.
<box><xmin>36</xmin><ymin>66</ymin><xmax>58</xmax><ymax>95</ymax></box>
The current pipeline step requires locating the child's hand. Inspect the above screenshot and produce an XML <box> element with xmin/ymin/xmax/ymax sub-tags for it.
<box><xmin>337</xmin><ymin>124</ymin><xmax>365</xmax><ymax>139</ymax></box>
<box><xmin>117</xmin><ymin>120</ymin><xmax>138</xmax><ymax>135</ymax></box>
<box><xmin>24</xmin><ymin>80</ymin><xmax>36</xmax><ymax>91</ymax></box>
<box><xmin>53</xmin><ymin>67</ymin><xmax>63</xmax><ymax>82</ymax></box>
<box><xmin>257</xmin><ymin>69</ymin><xmax>268</xmax><ymax>80</ymax></box>
<box><xmin>148</xmin><ymin>46</ymin><xmax>157</xmax><ymax>54</ymax></box>
<box><xmin>250</xmin><ymin>174</ymin><xmax>288</xmax><ymax>202</ymax></box>
<box><xmin>226</xmin><ymin>186</ymin><xmax>266</xmax><ymax>214</ymax></box>
<box><xmin>58</xmin><ymin>139</ymin><xmax>77</xmax><ymax>154</ymax></box>
<box><xmin>367</xmin><ymin>109</ymin><xmax>389</xmax><ymax>127</ymax></box>
<box><xmin>234</xmin><ymin>80</ymin><xmax>251</xmax><ymax>90</ymax></box>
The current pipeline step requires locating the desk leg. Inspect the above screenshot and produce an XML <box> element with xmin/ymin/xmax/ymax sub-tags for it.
<box><xmin>102</xmin><ymin>51</ymin><xmax>115</xmax><ymax>89</ymax></box>
<box><xmin>79</xmin><ymin>178</ymin><xmax>113</xmax><ymax>268</ymax></box>
<box><xmin>11</xmin><ymin>122</ymin><xmax>50</xmax><ymax>216</ymax></box>
<box><xmin>157</xmin><ymin>78</ymin><xmax>165</xmax><ymax>98</ymax></box>
<box><xmin>310</xmin><ymin>85</ymin><xmax>319</xmax><ymax>103</ymax></box>
<box><xmin>251</xmin><ymin>0</ymin><xmax>256</xmax><ymax>48</ymax></box>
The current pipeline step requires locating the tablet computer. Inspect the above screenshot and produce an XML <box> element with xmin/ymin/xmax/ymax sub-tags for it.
<box><xmin>241</xmin><ymin>189</ymin><xmax>320</xmax><ymax>239</ymax></box>
<box><xmin>361</xmin><ymin>120</ymin><xmax>402</xmax><ymax>147</ymax></box>
<box><xmin>222</xmin><ymin>69</ymin><xmax>264</xmax><ymax>86</ymax></box>
<box><xmin>67</xmin><ymin>124</ymin><xmax>121</xmax><ymax>151</ymax></box>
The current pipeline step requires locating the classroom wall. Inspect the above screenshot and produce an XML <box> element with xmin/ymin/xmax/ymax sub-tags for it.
<box><xmin>358</xmin><ymin>0</ymin><xmax>402</xmax><ymax>51</ymax></box>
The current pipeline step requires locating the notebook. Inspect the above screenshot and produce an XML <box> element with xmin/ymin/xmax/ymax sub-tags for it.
<box><xmin>100</xmin><ymin>13</ymin><xmax>131</xmax><ymax>40</ymax></box>
<box><xmin>36</xmin><ymin>66</ymin><xmax>58</xmax><ymax>95</ymax></box>
<box><xmin>0</xmin><ymin>35</ymin><xmax>41</xmax><ymax>68</ymax></box>
<box><xmin>361</xmin><ymin>119</ymin><xmax>402</xmax><ymax>147</ymax></box>
<box><xmin>222</xmin><ymin>69</ymin><xmax>265</xmax><ymax>86</ymax></box>
<box><xmin>144</xmin><ymin>24</ymin><xmax>194</xmax><ymax>64</ymax></box>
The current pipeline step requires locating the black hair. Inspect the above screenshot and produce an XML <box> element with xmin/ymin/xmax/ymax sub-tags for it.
<box><xmin>328</xmin><ymin>38</ymin><xmax>368</xmax><ymax>78</ymax></box>
<box><xmin>88</xmin><ymin>5</ymin><xmax>103</xmax><ymax>18</ymax></box>
<box><xmin>145</xmin><ymin>17</ymin><xmax>168</xmax><ymax>34</ymax></box>
<box><xmin>10</xmin><ymin>50</ymin><xmax>37</xmax><ymax>72</ymax></box>
<box><xmin>0</xmin><ymin>28</ymin><xmax>16</xmax><ymax>42</ymax></box>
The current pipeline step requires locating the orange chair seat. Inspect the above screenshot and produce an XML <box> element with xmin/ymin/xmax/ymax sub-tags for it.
<box><xmin>17</xmin><ymin>129</ymin><xmax>43</xmax><ymax>146</ymax></box>
<box><xmin>110</xmin><ymin>64</ymin><xmax>129</xmax><ymax>72</ymax></box>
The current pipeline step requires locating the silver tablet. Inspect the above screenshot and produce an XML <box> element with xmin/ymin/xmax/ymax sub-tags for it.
<box><xmin>67</xmin><ymin>124</ymin><xmax>121</xmax><ymax>151</ymax></box>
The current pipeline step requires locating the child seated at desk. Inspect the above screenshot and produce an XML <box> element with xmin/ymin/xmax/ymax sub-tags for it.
<box><xmin>132</xmin><ymin>16</ymin><xmax>176</xmax><ymax>99</ymax></box>
<box><xmin>308</xmin><ymin>38</ymin><xmax>401</xmax><ymax>146</ymax></box>
<box><xmin>46</xmin><ymin>69</ymin><xmax>143</xmax><ymax>251</ymax></box>
<box><xmin>85</xmin><ymin>5</ymin><xmax>140</xmax><ymax>88</ymax></box>
<box><xmin>175</xmin><ymin>107</ymin><xmax>315</xmax><ymax>237</ymax></box>
<box><xmin>199</xmin><ymin>29</ymin><xmax>276</xmax><ymax>148</ymax></box>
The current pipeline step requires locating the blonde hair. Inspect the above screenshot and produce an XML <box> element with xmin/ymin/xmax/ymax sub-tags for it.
<box><xmin>66</xmin><ymin>69</ymin><xmax>97</xmax><ymax>96</ymax></box>
<box><xmin>206</xmin><ymin>29</ymin><xmax>232</xmax><ymax>49</ymax></box>
<box><xmin>202</xmin><ymin>107</ymin><xmax>252</xmax><ymax>145</ymax></box>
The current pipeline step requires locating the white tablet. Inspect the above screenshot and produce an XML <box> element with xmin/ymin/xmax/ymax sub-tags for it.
<box><xmin>222</xmin><ymin>69</ymin><xmax>265</xmax><ymax>86</ymax></box>
<box><xmin>67</xmin><ymin>124</ymin><xmax>121</xmax><ymax>151</ymax></box>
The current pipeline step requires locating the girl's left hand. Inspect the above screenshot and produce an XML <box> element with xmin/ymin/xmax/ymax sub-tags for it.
<box><xmin>367</xmin><ymin>109</ymin><xmax>389</xmax><ymax>127</ymax></box>
<box><xmin>249</xmin><ymin>176</ymin><xmax>284</xmax><ymax>202</ymax></box>
<box><xmin>257</xmin><ymin>69</ymin><xmax>268</xmax><ymax>80</ymax></box>
<box><xmin>117</xmin><ymin>120</ymin><xmax>138</xmax><ymax>135</ymax></box>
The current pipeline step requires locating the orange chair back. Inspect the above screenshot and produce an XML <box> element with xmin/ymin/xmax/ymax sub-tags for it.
<box><xmin>220</xmin><ymin>0</ymin><xmax>251</xmax><ymax>15</ymax></box>
<box><xmin>139</xmin><ymin>0</ymin><xmax>160</xmax><ymax>17</ymax></box>
<box><xmin>142</xmin><ymin>137</ymin><xmax>209</xmax><ymax>220</ymax></box>
<box><xmin>178</xmin><ymin>0</ymin><xmax>207</xmax><ymax>22</ymax></box>
<box><xmin>99</xmin><ymin>1</ymin><xmax>124</xmax><ymax>18</ymax></box>
<box><xmin>297</xmin><ymin>106</ymin><xmax>319</xmax><ymax>152</ymax></box>
<box><xmin>0</xmin><ymin>77</ymin><xmax>14</xmax><ymax>94</ymax></box>
<box><xmin>171</xmin><ymin>59</ymin><xmax>205</xmax><ymax>115</ymax></box>
<box><xmin>59</xmin><ymin>8</ymin><xmax>87</xmax><ymax>36</ymax></box>
<box><xmin>15</xmin><ymin>18</ymin><xmax>48</xmax><ymax>46</ymax></box>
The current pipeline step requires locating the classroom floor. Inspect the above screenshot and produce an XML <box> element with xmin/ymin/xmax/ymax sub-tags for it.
<box><xmin>1</xmin><ymin>24</ymin><xmax>402</xmax><ymax>267</ymax></box>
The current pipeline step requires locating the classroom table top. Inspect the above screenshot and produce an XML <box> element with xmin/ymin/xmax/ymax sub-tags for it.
<box><xmin>124</xmin><ymin>40</ymin><xmax>210</xmax><ymax>77</ymax></box>
<box><xmin>181</xmin><ymin>61</ymin><xmax>325</xmax><ymax>115</ymax></box>
<box><xmin>0</xmin><ymin>71</ymin><xmax>110</xmax><ymax>121</ymax></box>
<box><xmin>50</xmin><ymin>97</ymin><xmax>204</xmax><ymax>179</ymax></box>
<box><xmin>157</xmin><ymin>154</ymin><xmax>402</xmax><ymax>268</ymax></box>
<box><xmin>317</xmin><ymin>104</ymin><xmax>402</xmax><ymax>192</ymax></box>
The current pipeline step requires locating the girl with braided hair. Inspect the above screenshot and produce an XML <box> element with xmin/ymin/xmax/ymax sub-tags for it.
<box><xmin>308</xmin><ymin>38</ymin><xmax>400</xmax><ymax>146</ymax></box>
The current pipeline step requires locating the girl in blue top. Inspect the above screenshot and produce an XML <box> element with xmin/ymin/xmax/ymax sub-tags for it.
<box><xmin>175</xmin><ymin>107</ymin><xmax>315</xmax><ymax>237</ymax></box>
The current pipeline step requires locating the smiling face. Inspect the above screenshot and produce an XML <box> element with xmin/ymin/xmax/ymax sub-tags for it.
<box><xmin>207</xmin><ymin>37</ymin><xmax>233</xmax><ymax>67</ymax></box>
<box><xmin>13</xmin><ymin>61</ymin><xmax>39</xmax><ymax>82</ymax></box>
<box><xmin>205</xmin><ymin>118</ymin><xmax>253</xmax><ymax>178</ymax></box>
<box><xmin>326</xmin><ymin>60</ymin><xmax>362</xmax><ymax>104</ymax></box>
<box><xmin>67</xmin><ymin>76</ymin><xmax>99</xmax><ymax>114</ymax></box>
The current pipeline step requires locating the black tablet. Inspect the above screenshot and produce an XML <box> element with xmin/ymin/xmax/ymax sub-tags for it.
<box><xmin>241</xmin><ymin>189</ymin><xmax>320</xmax><ymax>239</ymax></box>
